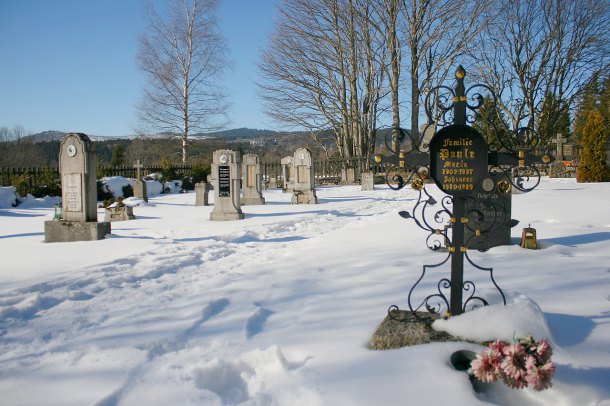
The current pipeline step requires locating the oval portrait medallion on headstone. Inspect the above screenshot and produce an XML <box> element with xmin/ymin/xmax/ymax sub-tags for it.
<box><xmin>482</xmin><ymin>177</ymin><xmax>495</xmax><ymax>192</ymax></box>
<box><xmin>67</xmin><ymin>144</ymin><xmax>77</xmax><ymax>157</ymax></box>
<box><xmin>429</xmin><ymin>125</ymin><xmax>488</xmax><ymax>196</ymax></box>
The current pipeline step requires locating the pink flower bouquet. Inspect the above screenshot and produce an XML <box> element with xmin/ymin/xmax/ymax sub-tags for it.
<box><xmin>470</xmin><ymin>335</ymin><xmax>555</xmax><ymax>391</ymax></box>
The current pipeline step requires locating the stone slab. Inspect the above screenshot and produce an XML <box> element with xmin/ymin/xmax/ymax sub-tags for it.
<box><xmin>370</xmin><ymin>310</ymin><xmax>462</xmax><ymax>350</ymax></box>
<box><xmin>45</xmin><ymin>220</ymin><xmax>111</xmax><ymax>243</ymax></box>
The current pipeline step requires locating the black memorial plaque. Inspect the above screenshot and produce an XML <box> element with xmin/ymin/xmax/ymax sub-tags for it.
<box><xmin>218</xmin><ymin>165</ymin><xmax>231</xmax><ymax>197</ymax></box>
<box><xmin>429</xmin><ymin>125</ymin><xmax>488</xmax><ymax>196</ymax></box>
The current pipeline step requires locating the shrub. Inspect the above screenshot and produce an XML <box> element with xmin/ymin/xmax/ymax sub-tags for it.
<box><xmin>32</xmin><ymin>167</ymin><xmax>61</xmax><ymax>198</ymax></box>
<box><xmin>10</xmin><ymin>172</ymin><xmax>31</xmax><ymax>198</ymax></box>
<box><xmin>122</xmin><ymin>184</ymin><xmax>134</xmax><ymax>198</ymax></box>
<box><xmin>577</xmin><ymin>109</ymin><xmax>609</xmax><ymax>182</ymax></box>
<box><xmin>191</xmin><ymin>160</ymin><xmax>210</xmax><ymax>184</ymax></box>
<box><xmin>160</xmin><ymin>156</ymin><xmax>176</xmax><ymax>181</ymax></box>
<box><xmin>96</xmin><ymin>180</ymin><xmax>114</xmax><ymax>202</ymax></box>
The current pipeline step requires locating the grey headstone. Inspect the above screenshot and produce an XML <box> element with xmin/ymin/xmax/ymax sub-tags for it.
<box><xmin>45</xmin><ymin>133</ymin><xmax>110</xmax><ymax>242</ymax></box>
<box><xmin>361</xmin><ymin>172</ymin><xmax>375</xmax><ymax>191</ymax></box>
<box><xmin>210</xmin><ymin>150</ymin><xmax>244</xmax><ymax>221</ymax></box>
<box><xmin>241</xmin><ymin>154</ymin><xmax>265</xmax><ymax>205</ymax></box>
<box><xmin>195</xmin><ymin>182</ymin><xmax>210</xmax><ymax>206</ymax></box>
<box><xmin>291</xmin><ymin>148</ymin><xmax>318</xmax><ymax>204</ymax></box>
<box><xmin>280</xmin><ymin>156</ymin><xmax>294</xmax><ymax>192</ymax></box>
<box><xmin>341</xmin><ymin>167</ymin><xmax>356</xmax><ymax>184</ymax></box>
<box><xmin>133</xmin><ymin>160</ymin><xmax>148</xmax><ymax>202</ymax></box>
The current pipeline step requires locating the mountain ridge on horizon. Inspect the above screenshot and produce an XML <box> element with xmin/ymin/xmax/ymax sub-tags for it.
<box><xmin>22</xmin><ymin>127</ymin><xmax>292</xmax><ymax>143</ymax></box>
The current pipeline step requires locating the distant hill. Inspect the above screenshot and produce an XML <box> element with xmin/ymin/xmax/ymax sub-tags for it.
<box><xmin>193</xmin><ymin>128</ymin><xmax>284</xmax><ymax>140</ymax></box>
<box><xmin>25</xmin><ymin>128</ymin><xmax>303</xmax><ymax>143</ymax></box>
<box><xmin>25</xmin><ymin>131</ymin><xmax>125</xmax><ymax>143</ymax></box>
<box><xmin>26</xmin><ymin>131</ymin><xmax>67</xmax><ymax>143</ymax></box>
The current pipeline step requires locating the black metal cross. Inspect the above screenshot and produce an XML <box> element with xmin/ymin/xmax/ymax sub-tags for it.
<box><xmin>375</xmin><ymin>66</ymin><xmax>550</xmax><ymax>317</ymax></box>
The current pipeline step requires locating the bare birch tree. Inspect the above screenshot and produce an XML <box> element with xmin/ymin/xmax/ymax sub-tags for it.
<box><xmin>137</xmin><ymin>0</ymin><xmax>228</xmax><ymax>163</ymax></box>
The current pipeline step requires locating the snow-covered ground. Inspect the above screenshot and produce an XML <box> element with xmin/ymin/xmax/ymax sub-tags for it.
<box><xmin>0</xmin><ymin>178</ymin><xmax>609</xmax><ymax>405</ymax></box>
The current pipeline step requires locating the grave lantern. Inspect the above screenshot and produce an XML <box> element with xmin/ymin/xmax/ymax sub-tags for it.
<box><xmin>53</xmin><ymin>204</ymin><xmax>62</xmax><ymax>220</ymax></box>
<box><xmin>520</xmin><ymin>224</ymin><xmax>538</xmax><ymax>249</ymax></box>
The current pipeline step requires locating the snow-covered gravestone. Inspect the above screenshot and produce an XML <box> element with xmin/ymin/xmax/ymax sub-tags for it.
<box><xmin>44</xmin><ymin>133</ymin><xmax>111</xmax><ymax>242</ymax></box>
<box><xmin>241</xmin><ymin>154</ymin><xmax>265</xmax><ymax>205</ymax></box>
<box><xmin>280</xmin><ymin>156</ymin><xmax>294</xmax><ymax>193</ymax></box>
<box><xmin>291</xmin><ymin>148</ymin><xmax>318</xmax><ymax>204</ymax></box>
<box><xmin>210</xmin><ymin>150</ymin><xmax>244</xmax><ymax>221</ymax></box>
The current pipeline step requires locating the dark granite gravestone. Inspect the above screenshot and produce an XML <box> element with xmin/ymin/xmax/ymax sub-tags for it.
<box><xmin>464</xmin><ymin>172</ymin><xmax>514</xmax><ymax>250</ymax></box>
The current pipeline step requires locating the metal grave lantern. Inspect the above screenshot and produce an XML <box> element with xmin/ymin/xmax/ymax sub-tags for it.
<box><xmin>520</xmin><ymin>224</ymin><xmax>538</xmax><ymax>250</ymax></box>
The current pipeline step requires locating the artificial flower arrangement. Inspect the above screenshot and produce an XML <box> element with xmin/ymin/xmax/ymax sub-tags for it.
<box><xmin>469</xmin><ymin>334</ymin><xmax>555</xmax><ymax>391</ymax></box>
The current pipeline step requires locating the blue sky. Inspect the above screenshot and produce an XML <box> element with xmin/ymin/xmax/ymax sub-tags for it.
<box><xmin>0</xmin><ymin>0</ymin><xmax>278</xmax><ymax>136</ymax></box>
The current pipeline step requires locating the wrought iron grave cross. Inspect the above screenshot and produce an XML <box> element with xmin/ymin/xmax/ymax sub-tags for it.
<box><xmin>375</xmin><ymin>66</ymin><xmax>548</xmax><ymax>317</ymax></box>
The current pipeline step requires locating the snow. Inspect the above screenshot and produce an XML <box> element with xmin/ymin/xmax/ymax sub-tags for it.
<box><xmin>1</xmin><ymin>178</ymin><xmax>609</xmax><ymax>405</ymax></box>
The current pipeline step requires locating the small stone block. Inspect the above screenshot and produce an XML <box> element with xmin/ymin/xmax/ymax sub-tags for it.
<box><xmin>104</xmin><ymin>206</ymin><xmax>135</xmax><ymax>222</ymax></box>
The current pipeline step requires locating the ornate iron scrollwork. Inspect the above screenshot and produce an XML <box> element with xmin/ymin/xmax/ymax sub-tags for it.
<box><xmin>382</xmin><ymin>65</ymin><xmax>545</xmax><ymax>319</ymax></box>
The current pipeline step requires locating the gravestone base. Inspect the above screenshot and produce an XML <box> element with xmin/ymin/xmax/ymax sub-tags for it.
<box><xmin>370</xmin><ymin>310</ymin><xmax>462</xmax><ymax>350</ymax></box>
<box><xmin>291</xmin><ymin>189</ymin><xmax>318</xmax><ymax>204</ymax></box>
<box><xmin>241</xmin><ymin>196</ymin><xmax>265</xmax><ymax>206</ymax></box>
<box><xmin>44</xmin><ymin>220</ymin><xmax>111</xmax><ymax>243</ymax></box>
<box><xmin>104</xmin><ymin>206</ymin><xmax>135</xmax><ymax>222</ymax></box>
<box><xmin>210</xmin><ymin>211</ymin><xmax>245</xmax><ymax>221</ymax></box>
